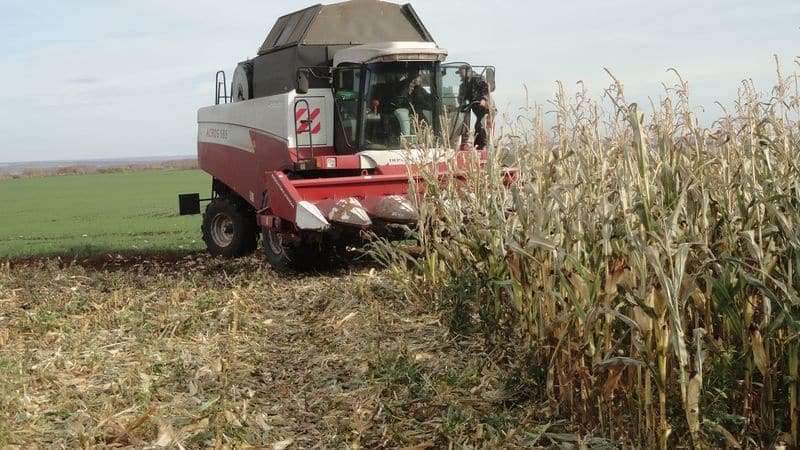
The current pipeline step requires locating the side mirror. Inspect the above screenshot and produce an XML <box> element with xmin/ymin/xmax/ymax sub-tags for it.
<box><xmin>485</xmin><ymin>67</ymin><xmax>496</xmax><ymax>92</ymax></box>
<box><xmin>296</xmin><ymin>69</ymin><xmax>310</xmax><ymax>94</ymax></box>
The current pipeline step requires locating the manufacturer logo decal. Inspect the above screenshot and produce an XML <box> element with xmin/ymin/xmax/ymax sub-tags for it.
<box><xmin>295</xmin><ymin>107</ymin><xmax>322</xmax><ymax>135</ymax></box>
<box><xmin>205</xmin><ymin>127</ymin><xmax>228</xmax><ymax>139</ymax></box>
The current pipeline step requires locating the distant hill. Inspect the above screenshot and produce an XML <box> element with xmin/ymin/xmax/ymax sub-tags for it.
<box><xmin>0</xmin><ymin>156</ymin><xmax>197</xmax><ymax>178</ymax></box>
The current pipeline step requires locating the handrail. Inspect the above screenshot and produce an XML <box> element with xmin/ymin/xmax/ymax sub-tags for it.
<box><xmin>215</xmin><ymin>71</ymin><xmax>229</xmax><ymax>105</ymax></box>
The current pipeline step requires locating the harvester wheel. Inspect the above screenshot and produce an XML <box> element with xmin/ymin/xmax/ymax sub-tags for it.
<box><xmin>262</xmin><ymin>228</ymin><xmax>321</xmax><ymax>271</ymax></box>
<box><xmin>202</xmin><ymin>198</ymin><xmax>258</xmax><ymax>257</ymax></box>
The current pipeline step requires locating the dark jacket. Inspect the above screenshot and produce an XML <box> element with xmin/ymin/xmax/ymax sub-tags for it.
<box><xmin>459</xmin><ymin>74</ymin><xmax>490</xmax><ymax>105</ymax></box>
<box><xmin>410</xmin><ymin>84</ymin><xmax>434</xmax><ymax>111</ymax></box>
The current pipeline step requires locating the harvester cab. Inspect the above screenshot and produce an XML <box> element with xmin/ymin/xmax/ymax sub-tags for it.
<box><xmin>180</xmin><ymin>0</ymin><xmax>498</xmax><ymax>270</ymax></box>
<box><xmin>327</xmin><ymin>50</ymin><xmax>497</xmax><ymax>154</ymax></box>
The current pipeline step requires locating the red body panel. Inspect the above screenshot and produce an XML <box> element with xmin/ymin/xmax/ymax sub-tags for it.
<box><xmin>198</xmin><ymin>141</ymin><xmax>264</xmax><ymax>206</ymax></box>
<box><xmin>199</xmin><ymin>129</ymin><xmax>510</xmax><ymax>231</ymax></box>
<box><xmin>288</xmin><ymin>173</ymin><xmax>414</xmax><ymax>200</ymax></box>
<box><xmin>264</xmin><ymin>171</ymin><xmax>418</xmax><ymax>225</ymax></box>
<box><xmin>198</xmin><ymin>130</ymin><xmax>334</xmax><ymax>208</ymax></box>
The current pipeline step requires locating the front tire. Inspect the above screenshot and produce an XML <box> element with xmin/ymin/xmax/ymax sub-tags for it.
<box><xmin>201</xmin><ymin>198</ymin><xmax>258</xmax><ymax>257</ymax></box>
<box><xmin>262</xmin><ymin>228</ymin><xmax>325</xmax><ymax>271</ymax></box>
<box><xmin>263</xmin><ymin>228</ymin><xmax>292</xmax><ymax>270</ymax></box>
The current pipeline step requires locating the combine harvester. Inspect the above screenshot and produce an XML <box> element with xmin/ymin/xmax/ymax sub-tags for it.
<box><xmin>180</xmin><ymin>0</ymin><xmax>498</xmax><ymax>269</ymax></box>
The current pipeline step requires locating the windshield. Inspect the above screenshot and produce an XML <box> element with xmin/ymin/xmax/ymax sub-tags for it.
<box><xmin>360</xmin><ymin>61</ymin><xmax>438</xmax><ymax>150</ymax></box>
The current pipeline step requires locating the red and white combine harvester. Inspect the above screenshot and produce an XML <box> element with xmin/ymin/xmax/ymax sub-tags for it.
<box><xmin>180</xmin><ymin>0</ymin><xmax>497</xmax><ymax>269</ymax></box>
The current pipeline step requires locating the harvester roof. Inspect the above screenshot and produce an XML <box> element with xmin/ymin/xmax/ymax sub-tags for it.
<box><xmin>258</xmin><ymin>0</ymin><xmax>434</xmax><ymax>56</ymax></box>
<box><xmin>333</xmin><ymin>41</ymin><xmax>447</xmax><ymax>66</ymax></box>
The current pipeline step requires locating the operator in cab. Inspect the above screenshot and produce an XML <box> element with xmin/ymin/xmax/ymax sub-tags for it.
<box><xmin>408</xmin><ymin>71</ymin><xmax>435</xmax><ymax>125</ymax></box>
<box><xmin>458</xmin><ymin>65</ymin><xmax>491</xmax><ymax>150</ymax></box>
<box><xmin>392</xmin><ymin>71</ymin><xmax>436</xmax><ymax>140</ymax></box>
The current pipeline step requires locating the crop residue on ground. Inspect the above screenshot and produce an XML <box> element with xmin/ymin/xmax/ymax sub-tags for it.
<box><xmin>0</xmin><ymin>253</ymin><xmax>571</xmax><ymax>449</ymax></box>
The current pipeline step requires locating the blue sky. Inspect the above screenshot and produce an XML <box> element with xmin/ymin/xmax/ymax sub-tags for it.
<box><xmin>1</xmin><ymin>0</ymin><xmax>798</xmax><ymax>163</ymax></box>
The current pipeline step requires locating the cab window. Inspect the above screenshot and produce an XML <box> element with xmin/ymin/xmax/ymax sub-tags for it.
<box><xmin>360</xmin><ymin>61</ymin><xmax>437</xmax><ymax>150</ymax></box>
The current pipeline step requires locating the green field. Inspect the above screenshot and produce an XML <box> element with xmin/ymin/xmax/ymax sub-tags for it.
<box><xmin>0</xmin><ymin>170</ymin><xmax>210</xmax><ymax>258</ymax></box>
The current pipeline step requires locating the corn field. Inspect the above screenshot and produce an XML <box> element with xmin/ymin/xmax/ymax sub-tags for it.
<box><xmin>371</xmin><ymin>62</ymin><xmax>800</xmax><ymax>448</ymax></box>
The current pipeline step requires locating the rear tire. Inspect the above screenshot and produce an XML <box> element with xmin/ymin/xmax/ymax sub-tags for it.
<box><xmin>202</xmin><ymin>198</ymin><xmax>258</xmax><ymax>257</ymax></box>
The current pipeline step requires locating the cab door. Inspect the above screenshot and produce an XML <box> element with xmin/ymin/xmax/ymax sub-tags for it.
<box><xmin>440</xmin><ymin>63</ymin><xmax>496</xmax><ymax>148</ymax></box>
<box><xmin>331</xmin><ymin>66</ymin><xmax>362</xmax><ymax>155</ymax></box>
<box><xmin>440</xmin><ymin>63</ymin><xmax>468</xmax><ymax>148</ymax></box>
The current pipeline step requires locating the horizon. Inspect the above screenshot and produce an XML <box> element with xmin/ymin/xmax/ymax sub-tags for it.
<box><xmin>0</xmin><ymin>154</ymin><xmax>196</xmax><ymax>166</ymax></box>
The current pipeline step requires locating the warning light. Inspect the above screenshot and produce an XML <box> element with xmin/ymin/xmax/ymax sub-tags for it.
<box><xmin>326</xmin><ymin>157</ymin><xmax>337</xmax><ymax>168</ymax></box>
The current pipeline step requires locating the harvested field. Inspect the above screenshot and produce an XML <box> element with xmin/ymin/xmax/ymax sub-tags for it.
<box><xmin>0</xmin><ymin>253</ymin><xmax>586</xmax><ymax>449</ymax></box>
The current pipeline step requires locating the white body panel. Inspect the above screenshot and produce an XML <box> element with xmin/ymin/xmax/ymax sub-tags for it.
<box><xmin>197</xmin><ymin>122</ymin><xmax>259</xmax><ymax>153</ymax></box>
<box><xmin>292</xmin><ymin>95</ymin><xmax>329</xmax><ymax>148</ymax></box>
<box><xmin>197</xmin><ymin>89</ymin><xmax>334</xmax><ymax>149</ymax></box>
<box><xmin>358</xmin><ymin>148</ymin><xmax>454</xmax><ymax>168</ymax></box>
